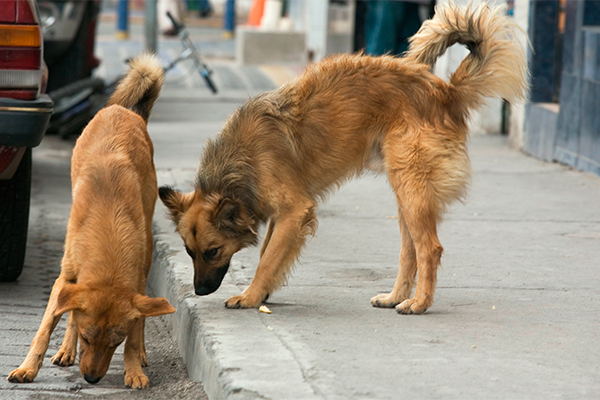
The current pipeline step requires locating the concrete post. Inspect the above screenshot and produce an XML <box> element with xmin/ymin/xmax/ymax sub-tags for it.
<box><xmin>145</xmin><ymin>0</ymin><xmax>158</xmax><ymax>53</ymax></box>
<box><xmin>305</xmin><ymin>0</ymin><xmax>328</xmax><ymax>61</ymax></box>
<box><xmin>508</xmin><ymin>0</ymin><xmax>531</xmax><ymax>149</ymax></box>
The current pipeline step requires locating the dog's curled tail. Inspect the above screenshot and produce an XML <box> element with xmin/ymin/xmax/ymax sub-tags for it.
<box><xmin>107</xmin><ymin>52</ymin><xmax>164</xmax><ymax>124</ymax></box>
<box><xmin>405</xmin><ymin>2</ymin><xmax>528</xmax><ymax>108</ymax></box>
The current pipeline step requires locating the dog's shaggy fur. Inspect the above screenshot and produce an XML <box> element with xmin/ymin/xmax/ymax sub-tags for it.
<box><xmin>8</xmin><ymin>53</ymin><xmax>175</xmax><ymax>388</ymax></box>
<box><xmin>159</xmin><ymin>3</ymin><xmax>528</xmax><ymax>314</ymax></box>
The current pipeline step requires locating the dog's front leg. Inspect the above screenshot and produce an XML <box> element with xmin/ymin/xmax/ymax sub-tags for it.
<box><xmin>50</xmin><ymin>311</ymin><xmax>78</xmax><ymax>367</ymax></box>
<box><xmin>124</xmin><ymin>317</ymin><xmax>149</xmax><ymax>389</ymax></box>
<box><xmin>8</xmin><ymin>279</ymin><xmax>66</xmax><ymax>383</ymax></box>
<box><xmin>225</xmin><ymin>203</ymin><xmax>317</xmax><ymax>309</ymax></box>
<box><xmin>139</xmin><ymin>317</ymin><xmax>147</xmax><ymax>367</ymax></box>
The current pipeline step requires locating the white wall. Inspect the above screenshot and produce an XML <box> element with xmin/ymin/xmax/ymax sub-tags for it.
<box><xmin>433</xmin><ymin>0</ymin><xmax>508</xmax><ymax>135</ymax></box>
<box><xmin>304</xmin><ymin>0</ymin><xmax>329</xmax><ymax>61</ymax></box>
<box><xmin>209</xmin><ymin>0</ymin><xmax>252</xmax><ymax>18</ymax></box>
<box><xmin>508</xmin><ymin>0</ymin><xmax>531</xmax><ymax>149</ymax></box>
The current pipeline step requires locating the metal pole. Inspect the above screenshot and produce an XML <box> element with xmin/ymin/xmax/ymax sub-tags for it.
<box><xmin>116</xmin><ymin>0</ymin><xmax>129</xmax><ymax>40</ymax></box>
<box><xmin>145</xmin><ymin>0</ymin><xmax>158</xmax><ymax>53</ymax></box>
<box><xmin>223</xmin><ymin>0</ymin><xmax>236</xmax><ymax>39</ymax></box>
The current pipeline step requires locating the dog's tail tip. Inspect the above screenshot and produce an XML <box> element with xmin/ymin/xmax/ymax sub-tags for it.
<box><xmin>108</xmin><ymin>52</ymin><xmax>165</xmax><ymax>124</ymax></box>
<box><xmin>406</xmin><ymin>1</ymin><xmax>529</xmax><ymax>105</ymax></box>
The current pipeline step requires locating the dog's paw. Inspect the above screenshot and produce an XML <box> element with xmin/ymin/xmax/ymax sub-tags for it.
<box><xmin>125</xmin><ymin>371</ymin><xmax>149</xmax><ymax>389</ymax></box>
<box><xmin>395</xmin><ymin>297</ymin><xmax>430</xmax><ymax>315</ymax></box>
<box><xmin>224</xmin><ymin>292</ymin><xmax>263</xmax><ymax>309</ymax></box>
<box><xmin>7</xmin><ymin>367</ymin><xmax>36</xmax><ymax>383</ymax></box>
<box><xmin>51</xmin><ymin>349</ymin><xmax>76</xmax><ymax>367</ymax></box>
<box><xmin>371</xmin><ymin>293</ymin><xmax>403</xmax><ymax>308</ymax></box>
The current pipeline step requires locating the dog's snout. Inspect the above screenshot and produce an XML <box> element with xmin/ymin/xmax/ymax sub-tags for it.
<box><xmin>194</xmin><ymin>263</ymin><xmax>230</xmax><ymax>296</ymax></box>
<box><xmin>195</xmin><ymin>284</ymin><xmax>218</xmax><ymax>296</ymax></box>
<box><xmin>83</xmin><ymin>373</ymin><xmax>102</xmax><ymax>384</ymax></box>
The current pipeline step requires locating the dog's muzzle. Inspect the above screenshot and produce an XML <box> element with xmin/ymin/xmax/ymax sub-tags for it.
<box><xmin>83</xmin><ymin>373</ymin><xmax>102</xmax><ymax>384</ymax></box>
<box><xmin>194</xmin><ymin>263</ymin><xmax>230</xmax><ymax>296</ymax></box>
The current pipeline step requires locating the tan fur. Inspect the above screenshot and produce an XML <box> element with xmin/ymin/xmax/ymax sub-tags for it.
<box><xmin>8</xmin><ymin>53</ymin><xmax>174</xmax><ymax>388</ymax></box>
<box><xmin>106</xmin><ymin>52</ymin><xmax>165</xmax><ymax>124</ymax></box>
<box><xmin>159</xmin><ymin>2</ymin><xmax>528</xmax><ymax>314</ymax></box>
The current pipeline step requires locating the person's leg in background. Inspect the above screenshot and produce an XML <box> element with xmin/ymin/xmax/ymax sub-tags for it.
<box><xmin>364</xmin><ymin>0</ymin><xmax>403</xmax><ymax>55</ymax></box>
<box><xmin>198</xmin><ymin>0</ymin><xmax>213</xmax><ymax>17</ymax></box>
<box><xmin>396</xmin><ymin>1</ymin><xmax>423</xmax><ymax>54</ymax></box>
<box><xmin>364</xmin><ymin>0</ymin><xmax>433</xmax><ymax>56</ymax></box>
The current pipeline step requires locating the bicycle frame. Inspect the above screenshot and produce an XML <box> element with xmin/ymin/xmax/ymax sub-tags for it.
<box><xmin>165</xmin><ymin>11</ymin><xmax>217</xmax><ymax>93</ymax></box>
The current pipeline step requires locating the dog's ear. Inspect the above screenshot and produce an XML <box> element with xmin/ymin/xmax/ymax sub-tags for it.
<box><xmin>54</xmin><ymin>283</ymin><xmax>86</xmax><ymax>316</ymax></box>
<box><xmin>213</xmin><ymin>197</ymin><xmax>256</xmax><ymax>237</ymax></box>
<box><xmin>133</xmin><ymin>295</ymin><xmax>176</xmax><ymax>317</ymax></box>
<box><xmin>159</xmin><ymin>186</ymin><xmax>194</xmax><ymax>224</ymax></box>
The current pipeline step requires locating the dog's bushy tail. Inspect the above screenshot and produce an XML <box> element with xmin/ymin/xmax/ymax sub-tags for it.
<box><xmin>405</xmin><ymin>2</ymin><xmax>528</xmax><ymax>109</ymax></box>
<box><xmin>107</xmin><ymin>52</ymin><xmax>164</xmax><ymax>124</ymax></box>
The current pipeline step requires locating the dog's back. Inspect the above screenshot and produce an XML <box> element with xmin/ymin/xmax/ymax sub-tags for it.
<box><xmin>8</xmin><ymin>53</ymin><xmax>173</xmax><ymax>389</ymax></box>
<box><xmin>67</xmin><ymin>53</ymin><xmax>164</xmax><ymax>282</ymax></box>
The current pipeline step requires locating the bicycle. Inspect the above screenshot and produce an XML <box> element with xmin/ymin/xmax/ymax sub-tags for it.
<box><xmin>164</xmin><ymin>11</ymin><xmax>218</xmax><ymax>94</ymax></box>
<box><xmin>47</xmin><ymin>11</ymin><xmax>217</xmax><ymax>138</ymax></box>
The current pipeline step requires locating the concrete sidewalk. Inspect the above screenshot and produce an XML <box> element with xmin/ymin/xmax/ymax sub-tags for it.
<box><xmin>96</xmin><ymin>13</ymin><xmax>600</xmax><ymax>400</ymax></box>
<box><xmin>147</xmin><ymin>122</ymin><xmax>600</xmax><ymax>399</ymax></box>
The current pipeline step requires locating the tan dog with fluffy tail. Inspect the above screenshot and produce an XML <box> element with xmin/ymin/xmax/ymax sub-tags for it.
<box><xmin>159</xmin><ymin>3</ymin><xmax>528</xmax><ymax>314</ymax></box>
<box><xmin>8</xmin><ymin>53</ymin><xmax>175</xmax><ymax>389</ymax></box>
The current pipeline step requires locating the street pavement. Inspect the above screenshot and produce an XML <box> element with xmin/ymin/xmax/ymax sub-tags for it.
<box><xmin>3</xmin><ymin>10</ymin><xmax>600</xmax><ymax>400</ymax></box>
<box><xmin>149</xmin><ymin>114</ymin><xmax>600</xmax><ymax>399</ymax></box>
<box><xmin>0</xmin><ymin>136</ymin><xmax>207</xmax><ymax>399</ymax></box>
<box><xmin>142</xmin><ymin>14</ymin><xmax>600</xmax><ymax>400</ymax></box>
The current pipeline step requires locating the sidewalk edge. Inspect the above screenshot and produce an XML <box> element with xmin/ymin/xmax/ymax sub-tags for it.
<box><xmin>149</xmin><ymin>226</ymin><xmax>232</xmax><ymax>400</ymax></box>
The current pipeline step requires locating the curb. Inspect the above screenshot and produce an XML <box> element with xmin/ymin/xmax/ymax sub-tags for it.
<box><xmin>146</xmin><ymin>63</ymin><xmax>317</xmax><ymax>399</ymax></box>
<box><xmin>148</xmin><ymin>211</ymin><xmax>321</xmax><ymax>400</ymax></box>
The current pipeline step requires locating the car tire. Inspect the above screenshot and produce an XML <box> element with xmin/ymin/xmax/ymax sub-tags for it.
<box><xmin>0</xmin><ymin>148</ymin><xmax>32</xmax><ymax>282</ymax></box>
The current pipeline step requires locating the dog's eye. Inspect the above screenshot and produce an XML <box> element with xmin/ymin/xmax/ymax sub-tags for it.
<box><xmin>203</xmin><ymin>247</ymin><xmax>220</xmax><ymax>262</ymax></box>
<box><xmin>185</xmin><ymin>246</ymin><xmax>196</xmax><ymax>260</ymax></box>
<box><xmin>81</xmin><ymin>335</ymin><xmax>89</xmax><ymax>345</ymax></box>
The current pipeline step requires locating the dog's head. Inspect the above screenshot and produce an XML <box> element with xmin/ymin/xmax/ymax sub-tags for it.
<box><xmin>54</xmin><ymin>284</ymin><xmax>175</xmax><ymax>384</ymax></box>
<box><xmin>158</xmin><ymin>186</ymin><xmax>257</xmax><ymax>296</ymax></box>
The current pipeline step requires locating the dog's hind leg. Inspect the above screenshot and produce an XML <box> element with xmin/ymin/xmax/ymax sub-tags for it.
<box><xmin>50</xmin><ymin>311</ymin><xmax>78</xmax><ymax>367</ymax></box>
<box><xmin>8</xmin><ymin>278</ymin><xmax>67</xmax><ymax>383</ymax></box>
<box><xmin>371</xmin><ymin>214</ymin><xmax>417</xmax><ymax>308</ymax></box>
<box><xmin>394</xmin><ymin>205</ymin><xmax>442</xmax><ymax>314</ymax></box>
<box><xmin>225</xmin><ymin>201</ymin><xmax>317</xmax><ymax>308</ymax></box>
<box><xmin>380</xmin><ymin>127</ymin><xmax>444</xmax><ymax>314</ymax></box>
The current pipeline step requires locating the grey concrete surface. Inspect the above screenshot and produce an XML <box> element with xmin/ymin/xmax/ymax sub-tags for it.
<box><xmin>148</xmin><ymin>89</ymin><xmax>600</xmax><ymax>399</ymax></box>
<box><xmin>236</xmin><ymin>27</ymin><xmax>308</xmax><ymax>65</ymax></box>
<box><xmin>93</xmin><ymin>12</ymin><xmax>600</xmax><ymax>400</ymax></box>
<box><xmin>6</xmin><ymin>10</ymin><xmax>600</xmax><ymax>400</ymax></box>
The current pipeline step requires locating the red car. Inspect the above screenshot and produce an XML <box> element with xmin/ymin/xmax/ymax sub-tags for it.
<box><xmin>0</xmin><ymin>0</ymin><xmax>53</xmax><ymax>281</ymax></box>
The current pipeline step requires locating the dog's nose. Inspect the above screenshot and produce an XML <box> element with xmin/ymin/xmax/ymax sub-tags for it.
<box><xmin>195</xmin><ymin>284</ymin><xmax>217</xmax><ymax>296</ymax></box>
<box><xmin>83</xmin><ymin>373</ymin><xmax>102</xmax><ymax>384</ymax></box>
<box><xmin>194</xmin><ymin>263</ymin><xmax>229</xmax><ymax>296</ymax></box>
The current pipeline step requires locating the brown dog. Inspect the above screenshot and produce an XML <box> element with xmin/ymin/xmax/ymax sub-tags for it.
<box><xmin>159</xmin><ymin>3</ymin><xmax>528</xmax><ymax>314</ymax></box>
<box><xmin>8</xmin><ymin>53</ymin><xmax>174</xmax><ymax>388</ymax></box>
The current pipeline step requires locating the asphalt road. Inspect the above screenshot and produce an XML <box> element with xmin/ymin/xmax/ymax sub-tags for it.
<box><xmin>0</xmin><ymin>134</ymin><xmax>208</xmax><ymax>400</ymax></box>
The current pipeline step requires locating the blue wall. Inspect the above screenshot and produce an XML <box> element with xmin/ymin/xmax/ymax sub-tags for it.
<box><xmin>525</xmin><ymin>0</ymin><xmax>600</xmax><ymax>176</ymax></box>
<box><xmin>554</xmin><ymin>1</ymin><xmax>600</xmax><ymax>175</ymax></box>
